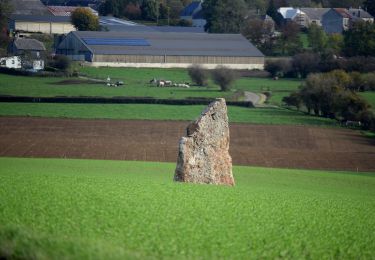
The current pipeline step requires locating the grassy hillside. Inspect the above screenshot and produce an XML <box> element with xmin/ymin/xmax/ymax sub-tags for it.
<box><xmin>0</xmin><ymin>103</ymin><xmax>338</xmax><ymax>126</ymax></box>
<box><xmin>0</xmin><ymin>158</ymin><xmax>374</xmax><ymax>259</ymax></box>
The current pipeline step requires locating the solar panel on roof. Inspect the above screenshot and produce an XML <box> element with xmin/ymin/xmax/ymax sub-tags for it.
<box><xmin>82</xmin><ymin>38</ymin><xmax>150</xmax><ymax>46</ymax></box>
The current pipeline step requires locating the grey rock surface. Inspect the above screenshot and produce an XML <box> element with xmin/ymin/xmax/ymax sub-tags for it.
<box><xmin>174</xmin><ymin>98</ymin><xmax>234</xmax><ymax>186</ymax></box>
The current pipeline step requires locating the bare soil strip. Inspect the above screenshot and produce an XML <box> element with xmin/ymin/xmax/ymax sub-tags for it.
<box><xmin>0</xmin><ymin>117</ymin><xmax>374</xmax><ymax>172</ymax></box>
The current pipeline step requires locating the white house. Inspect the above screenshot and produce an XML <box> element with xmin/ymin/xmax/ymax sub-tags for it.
<box><xmin>0</xmin><ymin>56</ymin><xmax>22</xmax><ymax>69</ymax></box>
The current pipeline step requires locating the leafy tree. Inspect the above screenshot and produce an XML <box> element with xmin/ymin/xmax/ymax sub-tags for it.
<box><xmin>0</xmin><ymin>0</ymin><xmax>13</xmax><ymax>31</ymax></box>
<box><xmin>277</xmin><ymin>21</ymin><xmax>303</xmax><ymax>55</ymax></box>
<box><xmin>99</xmin><ymin>0</ymin><xmax>123</xmax><ymax>17</ymax></box>
<box><xmin>343</xmin><ymin>21</ymin><xmax>375</xmax><ymax>57</ymax></box>
<box><xmin>265</xmin><ymin>58</ymin><xmax>292</xmax><ymax>77</ymax></box>
<box><xmin>308</xmin><ymin>23</ymin><xmax>327</xmax><ymax>52</ymax></box>
<box><xmin>167</xmin><ymin>0</ymin><xmax>184</xmax><ymax>20</ymax></box>
<box><xmin>266</xmin><ymin>0</ymin><xmax>284</xmax><ymax>27</ymax></box>
<box><xmin>363</xmin><ymin>0</ymin><xmax>375</xmax><ymax>17</ymax></box>
<box><xmin>292</xmin><ymin>52</ymin><xmax>320</xmax><ymax>78</ymax></box>
<box><xmin>202</xmin><ymin>0</ymin><xmax>247</xmax><ymax>33</ymax></box>
<box><xmin>141</xmin><ymin>0</ymin><xmax>158</xmax><ymax>21</ymax></box>
<box><xmin>188</xmin><ymin>65</ymin><xmax>209</xmax><ymax>86</ymax></box>
<box><xmin>326</xmin><ymin>33</ymin><xmax>343</xmax><ymax>55</ymax></box>
<box><xmin>212</xmin><ymin>66</ymin><xmax>238</xmax><ymax>91</ymax></box>
<box><xmin>124</xmin><ymin>3</ymin><xmax>142</xmax><ymax>20</ymax></box>
<box><xmin>241</xmin><ymin>18</ymin><xmax>274</xmax><ymax>48</ymax></box>
<box><xmin>71</xmin><ymin>8</ymin><xmax>100</xmax><ymax>31</ymax></box>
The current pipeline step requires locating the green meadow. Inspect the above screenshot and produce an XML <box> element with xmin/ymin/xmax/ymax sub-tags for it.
<box><xmin>0</xmin><ymin>69</ymin><xmax>301</xmax><ymax>104</ymax></box>
<box><xmin>0</xmin><ymin>158</ymin><xmax>374</xmax><ymax>259</ymax></box>
<box><xmin>0</xmin><ymin>103</ymin><xmax>338</xmax><ymax>126</ymax></box>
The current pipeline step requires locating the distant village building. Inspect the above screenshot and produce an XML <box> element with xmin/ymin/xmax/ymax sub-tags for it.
<box><xmin>322</xmin><ymin>8</ymin><xmax>373</xmax><ymax>34</ymax></box>
<box><xmin>278</xmin><ymin>7</ymin><xmax>329</xmax><ymax>28</ymax></box>
<box><xmin>47</xmin><ymin>6</ymin><xmax>98</xmax><ymax>17</ymax></box>
<box><xmin>180</xmin><ymin>1</ymin><xmax>206</xmax><ymax>28</ymax></box>
<box><xmin>56</xmin><ymin>31</ymin><xmax>264</xmax><ymax>70</ymax></box>
<box><xmin>8</xmin><ymin>38</ymin><xmax>46</xmax><ymax>70</ymax></box>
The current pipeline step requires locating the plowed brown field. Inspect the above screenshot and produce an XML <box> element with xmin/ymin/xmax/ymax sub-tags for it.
<box><xmin>0</xmin><ymin>117</ymin><xmax>374</xmax><ymax>172</ymax></box>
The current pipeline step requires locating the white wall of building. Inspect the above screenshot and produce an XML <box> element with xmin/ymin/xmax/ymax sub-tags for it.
<box><xmin>89</xmin><ymin>62</ymin><xmax>264</xmax><ymax>70</ymax></box>
<box><xmin>0</xmin><ymin>56</ymin><xmax>22</xmax><ymax>69</ymax></box>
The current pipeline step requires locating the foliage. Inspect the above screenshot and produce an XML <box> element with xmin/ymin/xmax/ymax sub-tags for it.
<box><xmin>266</xmin><ymin>0</ymin><xmax>284</xmax><ymax>27</ymax></box>
<box><xmin>241</xmin><ymin>18</ymin><xmax>274</xmax><ymax>50</ymax></box>
<box><xmin>285</xmin><ymin>71</ymin><xmax>371</xmax><ymax>123</ymax></box>
<box><xmin>48</xmin><ymin>55</ymin><xmax>71</xmax><ymax>71</ymax></box>
<box><xmin>277</xmin><ymin>21</ymin><xmax>303</xmax><ymax>55</ymax></box>
<box><xmin>291</xmin><ymin>52</ymin><xmax>321</xmax><ymax>78</ymax></box>
<box><xmin>141</xmin><ymin>0</ymin><xmax>158</xmax><ymax>20</ymax></box>
<box><xmin>0</xmin><ymin>0</ymin><xmax>13</xmax><ymax>30</ymax></box>
<box><xmin>265</xmin><ymin>58</ymin><xmax>292</xmax><ymax>77</ymax></box>
<box><xmin>71</xmin><ymin>8</ymin><xmax>100</xmax><ymax>31</ymax></box>
<box><xmin>124</xmin><ymin>2</ymin><xmax>142</xmax><ymax>20</ymax></box>
<box><xmin>202</xmin><ymin>0</ymin><xmax>247</xmax><ymax>33</ymax></box>
<box><xmin>1</xmin><ymin>158</ymin><xmax>375</xmax><ymax>259</ymax></box>
<box><xmin>363</xmin><ymin>0</ymin><xmax>375</xmax><ymax>17</ymax></box>
<box><xmin>326</xmin><ymin>33</ymin><xmax>343</xmax><ymax>55</ymax></box>
<box><xmin>188</xmin><ymin>65</ymin><xmax>209</xmax><ymax>86</ymax></box>
<box><xmin>212</xmin><ymin>66</ymin><xmax>238</xmax><ymax>91</ymax></box>
<box><xmin>307</xmin><ymin>23</ymin><xmax>327</xmax><ymax>52</ymax></box>
<box><xmin>343</xmin><ymin>21</ymin><xmax>375</xmax><ymax>57</ymax></box>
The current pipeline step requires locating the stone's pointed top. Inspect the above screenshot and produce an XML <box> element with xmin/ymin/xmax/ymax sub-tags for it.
<box><xmin>174</xmin><ymin>98</ymin><xmax>234</xmax><ymax>186</ymax></box>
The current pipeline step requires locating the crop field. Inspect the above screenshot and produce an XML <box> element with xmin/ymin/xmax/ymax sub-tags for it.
<box><xmin>0</xmin><ymin>157</ymin><xmax>374</xmax><ymax>259</ymax></box>
<box><xmin>1</xmin><ymin>117</ymin><xmax>373</xmax><ymax>171</ymax></box>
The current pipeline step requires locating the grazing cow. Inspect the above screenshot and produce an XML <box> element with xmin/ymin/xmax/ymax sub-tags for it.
<box><xmin>165</xmin><ymin>80</ymin><xmax>172</xmax><ymax>86</ymax></box>
<box><xmin>158</xmin><ymin>81</ymin><xmax>165</xmax><ymax>87</ymax></box>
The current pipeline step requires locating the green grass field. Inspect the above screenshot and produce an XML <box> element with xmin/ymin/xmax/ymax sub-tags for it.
<box><xmin>0</xmin><ymin>69</ymin><xmax>302</xmax><ymax>104</ymax></box>
<box><xmin>0</xmin><ymin>103</ymin><xmax>338</xmax><ymax>126</ymax></box>
<box><xmin>0</xmin><ymin>157</ymin><xmax>374</xmax><ymax>259</ymax></box>
<box><xmin>360</xmin><ymin>92</ymin><xmax>375</xmax><ymax>110</ymax></box>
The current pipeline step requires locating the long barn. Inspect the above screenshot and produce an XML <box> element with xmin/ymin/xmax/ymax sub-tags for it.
<box><xmin>56</xmin><ymin>31</ymin><xmax>264</xmax><ymax>69</ymax></box>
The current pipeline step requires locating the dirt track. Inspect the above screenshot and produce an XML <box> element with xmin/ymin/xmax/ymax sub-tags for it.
<box><xmin>0</xmin><ymin>117</ymin><xmax>374</xmax><ymax>172</ymax></box>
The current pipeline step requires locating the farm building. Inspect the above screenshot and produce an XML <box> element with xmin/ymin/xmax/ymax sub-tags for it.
<box><xmin>9</xmin><ymin>15</ymin><xmax>75</xmax><ymax>34</ymax></box>
<box><xmin>56</xmin><ymin>31</ymin><xmax>264</xmax><ymax>69</ymax></box>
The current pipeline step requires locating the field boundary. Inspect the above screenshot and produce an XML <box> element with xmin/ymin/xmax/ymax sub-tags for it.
<box><xmin>0</xmin><ymin>95</ymin><xmax>254</xmax><ymax>107</ymax></box>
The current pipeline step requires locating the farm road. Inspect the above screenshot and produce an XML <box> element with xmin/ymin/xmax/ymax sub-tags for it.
<box><xmin>0</xmin><ymin>117</ymin><xmax>374</xmax><ymax>172</ymax></box>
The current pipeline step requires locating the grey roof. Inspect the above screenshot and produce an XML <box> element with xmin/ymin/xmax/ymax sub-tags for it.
<box><xmin>148</xmin><ymin>26</ymin><xmax>205</xmax><ymax>33</ymax></box>
<box><xmin>10</xmin><ymin>14</ymin><xmax>71</xmax><ymax>23</ymax></box>
<box><xmin>10</xmin><ymin>0</ymin><xmax>51</xmax><ymax>15</ymax></box>
<box><xmin>348</xmin><ymin>8</ymin><xmax>373</xmax><ymax>19</ymax></box>
<box><xmin>72</xmin><ymin>31</ymin><xmax>263</xmax><ymax>57</ymax></box>
<box><xmin>300</xmin><ymin>8</ymin><xmax>330</xmax><ymax>20</ymax></box>
<box><xmin>14</xmin><ymin>38</ymin><xmax>46</xmax><ymax>51</ymax></box>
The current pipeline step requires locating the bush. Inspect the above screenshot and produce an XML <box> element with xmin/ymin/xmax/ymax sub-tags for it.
<box><xmin>362</xmin><ymin>73</ymin><xmax>375</xmax><ymax>91</ymax></box>
<box><xmin>188</xmin><ymin>65</ymin><xmax>209</xmax><ymax>86</ymax></box>
<box><xmin>291</xmin><ymin>52</ymin><xmax>321</xmax><ymax>78</ymax></box>
<box><xmin>211</xmin><ymin>66</ymin><xmax>238</xmax><ymax>92</ymax></box>
<box><xmin>264</xmin><ymin>58</ymin><xmax>292</xmax><ymax>78</ymax></box>
<box><xmin>49</xmin><ymin>55</ymin><xmax>71</xmax><ymax>71</ymax></box>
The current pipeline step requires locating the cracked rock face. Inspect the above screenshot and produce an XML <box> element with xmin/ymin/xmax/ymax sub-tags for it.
<box><xmin>174</xmin><ymin>98</ymin><xmax>234</xmax><ymax>186</ymax></box>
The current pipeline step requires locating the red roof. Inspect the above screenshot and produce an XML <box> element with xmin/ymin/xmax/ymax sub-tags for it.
<box><xmin>334</xmin><ymin>8</ymin><xmax>352</xmax><ymax>18</ymax></box>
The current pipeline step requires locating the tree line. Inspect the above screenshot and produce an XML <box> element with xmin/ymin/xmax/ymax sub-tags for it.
<box><xmin>283</xmin><ymin>70</ymin><xmax>375</xmax><ymax>130</ymax></box>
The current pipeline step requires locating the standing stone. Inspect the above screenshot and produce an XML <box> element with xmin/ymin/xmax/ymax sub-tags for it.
<box><xmin>174</xmin><ymin>98</ymin><xmax>234</xmax><ymax>186</ymax></box>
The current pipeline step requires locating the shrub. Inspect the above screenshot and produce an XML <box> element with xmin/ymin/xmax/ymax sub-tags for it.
<box><xmin>211</xmin><ymin>66</ymin><xmax>238</xmax><ymax>92</ymax></box>
<box><xmin>49</xmin><ymin>55</ymin><xmax>71</xmax><ymax>71</ymax></box>
<box><xmin>362</xmin><ymin>73</ymin><xmax>375</xmax><ymax>91</ymax></box>
<box><xmin>188</xmin><ymin>65</ymin><xmax>209</xmax><ymax>86</ymax></box>
<box><xmin>291</xmin><ymin>52</ymin><xmax>321</xmax><ymax>78</ymax></box>
<box><xmin>264</xmin><ymin>58</ymin><xmax>292</xmax><ymax>78</ymax></box>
